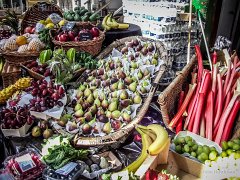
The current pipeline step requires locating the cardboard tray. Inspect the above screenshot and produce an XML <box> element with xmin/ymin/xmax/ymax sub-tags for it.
<box><xmin>97</xmin><ymin>151</ymin><xmax>122</xmax><ymax>172</ymax></box>
<box><xmin>1</xmin><ymin>122</ymin><xmax>32</xmax><ymax>137</ymax></box>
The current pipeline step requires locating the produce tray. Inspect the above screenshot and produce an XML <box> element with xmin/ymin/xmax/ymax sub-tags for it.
<box><xmin>1</xmin><ymin>122</ymin><xmax>33</xmax><ymax>137</ymax></box>
<box><xmin>73</xmin><ymin>36</ymin><xmax>168</xmax><ymax>148</ymax></box>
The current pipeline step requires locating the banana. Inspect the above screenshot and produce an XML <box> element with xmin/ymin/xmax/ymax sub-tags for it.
<box><xmin>117</xmin><ymin>23</ymin><xmax>129</xmax><ymax>29</ymax></box>
<box><xmin>138</xmin><ymin>124</ymin><xmax>169</xmax><ymax>156</ymax></box>
<box><xmin>141</xmin><ymin>128</ymin><xmax>157</xmax><ymax>141</ymax></box>
<box><xmin>124</xmin><ymin>127</ymin><xmax>152</xmax><ymax>173</ymax></box>
<box><xmin>106</xmin><ymin>14</ymin><xmax>119</xmax><ymax>29</ymax></box>
<box><xmin>101</xmin><ymin>14</ymin><xmax>111</xmax><ymax>31</ymax></box>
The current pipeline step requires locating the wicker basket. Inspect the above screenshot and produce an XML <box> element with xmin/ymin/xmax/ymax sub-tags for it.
<box><xmin>20</xmin><ymin>63</ymin><xmax>44</xmax><ymax>80</ymax></box>
<box><xmin>20</xmin><ymin>2</ymin><xmax>63</xmax><ymax>34</ymax></box>
<box><xmin>2</xmin><ymin>62</ymin><xmax>21</xmax><ymax>88</ymax></box>
<box><xmin>50</xmin><ymin>23</ymin><xmax>105</xmax><ymax>56</ymax></box>
<box><xmin>1</xmin><ymin>51</ymin><xmax>40</xmax><ymax>66</ymax></box>
<box><xmin>73</xmin><ymin>36</ymin><xmax>168</xmax><ymax>148</ymax></box>
<box><xmin>158</xmin><ymin>56</ymin><xmax>197</xmax><ymax>129</ymax></box>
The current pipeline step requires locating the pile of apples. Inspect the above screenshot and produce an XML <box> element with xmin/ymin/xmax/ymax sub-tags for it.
<box><xmin>55</xmin><ymin>27</ymin><xmax>100</xmax><ymax>42</ymax></box>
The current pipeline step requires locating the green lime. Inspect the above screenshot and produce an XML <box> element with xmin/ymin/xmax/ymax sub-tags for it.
<box><xmin>184</xmin><ymin>144</ymin><xmax>190</xmax><ymax>153</ymax></box>
<box><xmin>210</xmin><ymin>147</ymin><xmax>216</xmax><ymax>152</ymax></box>
<box><xmin>226</xmin><ymin>149</ymin><xmax>233</xmax><ymax>155</ymax></box>
<box><xmin>197</xmin><ymin>146</ymin><xmax>203</xmax><ymax>155</ymax></box>
<box><xmin>179</xmin><ymin>137</ymin><xmax>185</xmax><ymax>144</ymax></box>
<box><xmin>187</xmin><ymin>141</ymin><xmax>194</xmax><ymax>147</ymax></box>
<box><xmin>197</xmin><ymin>154</ymin><xmax>203</xmax><ymax>162</ymax></box>
<box><xmin>209</xmin><ymin>151</ymin><xmax>218</xmax><ymax>161</ymax></box>
<box><xmin>191</xmin><ymin>151</ymin><xmax>197</xmax><ymax>157</ymax></box>
<box><xmin>200</xmin><ymin>152</ymin><xmax>209</xmax><ymax>161</ymax></box>
<box><xmin>234</xmin><ymin>153</ymin><xmax>240</xmax><ymax>159</ymax></box>
<box><xmin>192</xmin><ymin>144</ymin><xmax>198</xmax><ymax>151</ymax></box>
<box><xmin>173</xmin><ymin>138</ymin><xmax>179</xmax><ymax>145</ymax></box>
<box><xmin>184</xmin><ymin>136</ymin><xmax>192</xmax><ymax>142</ymax></box>
<box><xmin>233</xmin><ymin>144</ymin><xmax>240</xmax><ymax>151</ymax></box>
<box><xmin>227</xmin><ymin>141</ymin><xmax>234</xmax><ymax>148</ymax></box>
<box><xmin>203</xmin><ymin>145</ymin><xmax>210</xmax><ymax>155</ymax></box>
<box><xmin>233</xmin><ymin>139</ymin><xmax>240</xmax><ymax>145</ymax></box>
<box><xmin>175</xmin><ymin>145</ymin><xmax>182</xmax><ymax>153</ymax></box>
<box><xmin>221</xmin><ymin>151</ymin><xmax>227</xmax><ymax>157</ymax></box>
<box><xmin>221</xmin><ymin>141</ymin><xmax>228</xmax><ymax>150</ymax></box>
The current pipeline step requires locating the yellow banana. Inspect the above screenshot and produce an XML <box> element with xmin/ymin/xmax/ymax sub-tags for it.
<box><xmin>106</xmin><ymin>15</ymin><xmax>119</xmax><ymax>29</ymax></box>
<box><xmin>141</xmin><ymin>128</ymin><xmax>157</xmax><ymax>141</ymax></box>
<box><xmin>138</xmin><ymin>124</ymin><xmax>169</xmax><ymax>156</ymax></box>
<box><xmin>117</xmin><ymin>23</ymin><xmax>129</xmax><ymax>29</ymax></box>
<box><xmin>123</xmin><ymin>127</ymin><xmax>152</xmax><ymax>173</ymax></box>
<box><xmin>102</xmin><ymin>14</ymin><xmax>111</xmax><ymax>31</ymax></box>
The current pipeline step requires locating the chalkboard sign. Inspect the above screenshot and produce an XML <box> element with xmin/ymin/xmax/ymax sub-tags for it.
<box><xmin>79</xmin><ymin>33</ymin><xmax>92</xmax><ymax>41</ymax></box>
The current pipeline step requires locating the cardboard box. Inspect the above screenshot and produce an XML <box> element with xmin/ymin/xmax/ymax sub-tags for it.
<box><xmin>98</xmin><ymin>151</ymin><xmax>122</xmax><ymax>172</ymax></box>
<box><xmin>1</xmin><ymin>122</ymin><xmax>32</xmax><ymax>137</ymax></box>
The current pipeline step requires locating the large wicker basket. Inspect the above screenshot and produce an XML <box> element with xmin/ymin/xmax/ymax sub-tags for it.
<box><xmin>1</xmin><ymin>51</ymin><xmax>40</xmax><ymax>66</ymax></box>
<box><xmin>20</xmin><ymin>2</ymin><xmax>63</xmax><ymax>34</ymax></box>
<box><xmin>2</xmin><ymin>62</ymin><xmax>21</xmax><ymax>88</ymax></box>
<box><xmin>73</xmin><ymin>36</ymin><xmax>168</xmax><ymax>148</ymax></box>
<box><xmin>50</xmin><ymin>23</ymin><xmax>105</xmax><ymax>56</ymax></box>
<box><xmin>158</xmin><ymin>56</ymin><xmax>197</xmax><ymax>129</ymax></box>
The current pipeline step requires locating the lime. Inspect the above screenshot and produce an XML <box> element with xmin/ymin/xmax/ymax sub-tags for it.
<box><xmin>179</xmin><ymin>137</ymin><xmax>185</xmax><ymax>144</ymax></box>
<box><xmin>187</xmin><ymin>141</ymin><xmax>194</xmax><ymax>147</ymax></box>
<box><xmin>200</xmin><ymin>152</ymin><xmax>209</xmax><ymax>161</ymax></box>
<box><xmin>233</xmin><ymin>144</ymin><xmax>240</xmax><ymax>151</ymax></box>
<box><xmin>197</xmin><ymin>154</ymin><xmax>203</xmax><ymax>162</ymax></box>
<box><xmin>226</xmin><ymin>149</ymin><xmax>233</xmax><ymax>155</ymax></box>
<box><xmin>233</xmin><ymin>139</ymin><xmax>240</xmax><ymax>145</ymax></box>
<box><xmin>227</xmin><ymin>141</ymin><xmax>234</xmax><ymax>148</ymax></box>
<box><xmin>209</xmin><ymin>151</ymin><xmax>218</xmax><ymax>161</ymax></box>
<box><xmin>184</xmin><ymin>144</ymin><xmax>190</xmax><ymax>153</ymax></box>
<box><xmin>210</xmin><ymin>147</ymin><xmax>216</xmax><ymax>152</ymax></box>
<box><xmin>173</xmin><ymin>138</ymin><xmax>179</xmax><ymax>145</ymax></box>
<box><xmin>197</xmin><ymin>146</ymin><xmax>203</xmax><ymax>155</ymax></box>
<box><xmin>234</xmin><ymin>153</ymin><xmax>240</xmax><ymax>159</ymax></box>
<box><xmin>221</xmin><ymin>151</ymin><xmax>227</xmax><ymax>157</ymax></box>
<box><xmin>191</xmin><ymin>151</ymin><xmax>197</xmax><ymax>157</ymax></box>
<box><xmin>175</xmin><ymin>145</ymin><xmax>182</xmax><ymax>153</ymax></box>
<box><xmin>221</xmin><ymin>141</ymin><xmax>228</xmax><ymax>150</ymax></box>
<box><xmin>192</xmin><ymin>144</ymin><xmax>198</xmax><ymax>151</ymax></box>
<box><xmin>203</xmin><ymin>145</ymin><xmax>210</xmax><ymax>155</ymax></box>
<box><xmin>184</xmin><ymin>136</ymin><xmax>192</xmax><ymax>142</ymax></box>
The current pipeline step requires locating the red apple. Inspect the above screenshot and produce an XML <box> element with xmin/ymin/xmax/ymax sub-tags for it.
<box><xmin>24</xmin><ymin>26</ymin><xmax>33</xmax><ymax>34</ymax></box>
<box><xmin>68</xmin><ymin>31</ymin><xmax>75</xmax><ymax>41</ymax></box>
<box><xmin>31</xmin><ymin>27</ymin><xmax>35</xmax><ymax>34</ymax></box>
<box><xmin>90</xmin><ymin>27</ymin><xmax>99</xmax><ymax>37</ymax></box>
<box><xmin>59</xmin><ymin>34</ymin><xmax>68</xmax><ymax>42</ymax></box>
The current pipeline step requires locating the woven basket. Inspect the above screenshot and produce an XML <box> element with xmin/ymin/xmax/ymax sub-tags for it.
<box><xmin>50</xmin><ymin>22</ymin><xmax>105</xmax><ymax>56</ymax></box>
<box><xmin>1</xmin><ymin>51</ymin><xmax>40</xmax><ymax>66</ymax></box>
<box><xmin>20</xmin><ymin>2</ymin><xmax>63</xmax><ymax>34</ymax></box>
<box><xmin>158</xmin><ymin>56</ymin><xmax>197</xmax><ymax>129</ymax></box>
<box><xmin>74</xmin><ymin>36</ymin><xmax>168</xmax><ymax>148</ymax></box>
<box><xmin>20</xmin><ymin>63</ymin><xmax>44</xmax><ymax>80</ymax></box>
<box><xmin>2</xmin><ymin>62</ymin><xmax>21</xmax><ymax>88</ymax></box>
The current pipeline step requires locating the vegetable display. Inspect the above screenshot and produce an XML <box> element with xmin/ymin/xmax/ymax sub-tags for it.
<box><xmin>169</xmin><ymin>46</ymin><xmax>240</xmax><ymax>145</ymax></box>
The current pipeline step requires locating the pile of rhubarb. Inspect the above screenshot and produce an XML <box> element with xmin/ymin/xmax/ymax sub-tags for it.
<box><xmin>169</xmin><ymin>45</ymin><xmax>240</xmax><ymax>145</ymax></box>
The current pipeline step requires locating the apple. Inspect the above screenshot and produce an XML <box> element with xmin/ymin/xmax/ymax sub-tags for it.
<box><xmin>59</xmin><ymin>34</ymin><xmax>68</xmax><ymax>42</ymax></box>
<box><xmin>90</xmin><ymin>27</ymin><xmax>99</xmax><ymax>37</ymax></box>
<box><xmin>68</xmin><ymin>31</ymin><xmax>75</xmax><ymax>41</ymax></box>
<box><xmin>31</xmin><ymin>27</ymin><xmax>35</xmax><ymax>34</ymax></box>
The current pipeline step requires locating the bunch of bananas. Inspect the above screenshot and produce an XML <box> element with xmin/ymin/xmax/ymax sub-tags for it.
<box><xmin>124</xmin><ymin>124</ymin><xmax>169</xmax><ymax>173</ymax></box>
<box><xmin>0</xmin><ymin>77</ymin><xmax>32</xmax><ymax>104</ymax></box>
<box><xmin>102</xmin><ymin>13</ymin><xmax>129</xmax><ymax>31</ymax></box>
<box><xmin>0</xmin><ymin>56</ymin><xmax>5</xmax><ymax>74</ymax></box>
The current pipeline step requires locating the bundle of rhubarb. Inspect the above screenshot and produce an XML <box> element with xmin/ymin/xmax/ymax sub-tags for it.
<box><xmin>169</xmin><ymin>45</ymin><xmax>240</xmax><ymax>145</ymax></box>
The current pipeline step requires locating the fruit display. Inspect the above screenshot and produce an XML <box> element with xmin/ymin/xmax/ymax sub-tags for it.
<box><xmin>25</xmin><ymin>79</ymin><xmax>65</xmax><ymax>112</ymax></box>
<box><xmin>0</xmin><ymin>77</ymin><xmax>32</xmax><ymax>104</ymax></box>
<box><xmin>145</xmin><ymin>169</ymin><xmax>179</xmax><ymax>180</ymax></box>
<box><xmin>220</xmin><ymin>139</ymin><xmax>240</xmax><ymax>159</ymax></box>
<box><xmin>22</xmin><ymin>60</ymin><xmax>53</xmax><ymax>78</ymax></box>
<box><xmin>102</xmin><ymin>13</ymin><xmax>129</xmax><ymax>31</ymax></box>
<box><xmin>70</xmin><ymin>39</ymin><xmax>161</xmax><ymax>136</ymax></box>
<box><xmin>4</xmin><ymin>149</ymin><xmax>45</xmax><ymax>180</ymax></box>
<box><xmin>54</xmin><ymin>26</ymin><xmax>101</xmax><ymax>42</ymax></box>
<box><xmin>124</xmin><ymin>124</ymin><xmax>168</xmax><ymax>172</ymax></box>
<box><xmin>0</xmin><ymin>106</ymin><xmax>35</xmax><ymax>129</ymax></box>
<box><xmin>63</xmin><ymin>6</ymin><xmax>100</xmax><ymax>22</ymax></box>
<box><xmin>31</xmin><ymin>120</ymin><xmax>53</xmax><ymax>139</ymax></box>
<box><xmin>1</xmin><ymin>34</ymin><xmax>45</xmax><ymax>53</ymax></box>
<box><xmin>169</xmin><ymin>46</ymin><xmax>240</xmax><ymax>145</ymax></box>
<box><xmin>173</xmin><ymin>135</ymin><xmax>220</xmax><ymax>163</ymax></box>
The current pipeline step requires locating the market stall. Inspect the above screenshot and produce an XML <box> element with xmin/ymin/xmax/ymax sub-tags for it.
<box><xmin>0</xmin><ymin>0</ymin><xmax>239</xmax><ymax>180</ymax></box>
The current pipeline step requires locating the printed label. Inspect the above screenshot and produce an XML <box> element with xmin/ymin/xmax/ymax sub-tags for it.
<box><xmin>55</xmin><ymin>162</ymin><xmax>77</xmax><ymax>176</ymax></box>
<box><xmin>15</xmin><ymin>154</ymin><xmax>36</xmax><ymax>172</ymax></box>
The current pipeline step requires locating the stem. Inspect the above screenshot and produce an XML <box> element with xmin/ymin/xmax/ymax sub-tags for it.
<box><xmin>195</xmin><ymin>45</ymin><xmax>204</xmax><ymax>84</ymax></box>
<box><xmin>212</xmin><ymin>51</ymin><xmax>217</xmax><ymax>64</ymax></box>
<box><xmin>192</xmin><ymin>93</ymin><xmax>205</xmax><ymax>134</ymax></box>
<box><xmin>205</xmin><ymin>91</ymin><xmax>214</xmax><ymax>140</ymax></box>
<box><xmin>213</xmin><ymin>74</ymin><xmax>223</xmax><ymax>128</ymax></box>
<box><xmin>169</xmin><ymin>84</ymin><xmax>197</xmax><ymax>128</ymax></box>
<box><xmin>200</xmin><ymin>116</ymin><xmax>205</xmax><ymax>137</ymax></box>
<box><xmin>176</xmin><ymin>91</ymin><xmax>185</xmax><ymax>134</ymax></box>
<box><xmin>223</xmin><ymin>91</ymin><xmax>233</xmax><ymax>112</ymax></box>
<box><xmin>191</xmin><ymin>73</ymin><xmax>197</xmax><ymax>84</ymax></box>
<box><xmin>214</xmin><ymin>91</ymin><xmax>240</xmax><ymax>144</ymax></box>
<box><xmin>212</xmin><ymin>64</ymin><xmax>218</xmax><ymax>101</ymax></box>
<box><xmin>221</xmin><ymin>100</ymin><xmax>240</xmax><ymax>142</ymax></box>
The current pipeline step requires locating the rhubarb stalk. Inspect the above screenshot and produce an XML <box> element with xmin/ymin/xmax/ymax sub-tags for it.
<box><xmin>221</xmin><ymin>100</ymin><xmax>240</xmax><ymax>142</ymax></box>
<box><xmin>214</xmin><ymin>89</ymin><xmax>240</xmax><ymax>144</ymax></box>
<box><xmin>212</xmin><ymin>51</ymin><xmax>217</xmax><ymax>64</ymax></box>
<box><xmin>169</xmin><ymin>84</ymin><xmax>197</xmax><ymax>128</ymax></box>
<box><xmin>205</xmin><ymin>91</ymin><xmax>214</xmax><ymax>140</ymax></box>
<box><xmin>176</xmin><ymin>91</ymin><xmax>185</xmax><ymax>133</ymax></box>
<box><xmin>200</xmin><ymin>116</ymin><xmax>205</xmax><ymax>138</ymax></box>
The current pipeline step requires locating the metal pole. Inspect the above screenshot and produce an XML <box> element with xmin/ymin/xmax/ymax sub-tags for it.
<box><xmin>187</xmin><ymin>0</ymin><xmax>193</xmax><ymax>64</ymax></box>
